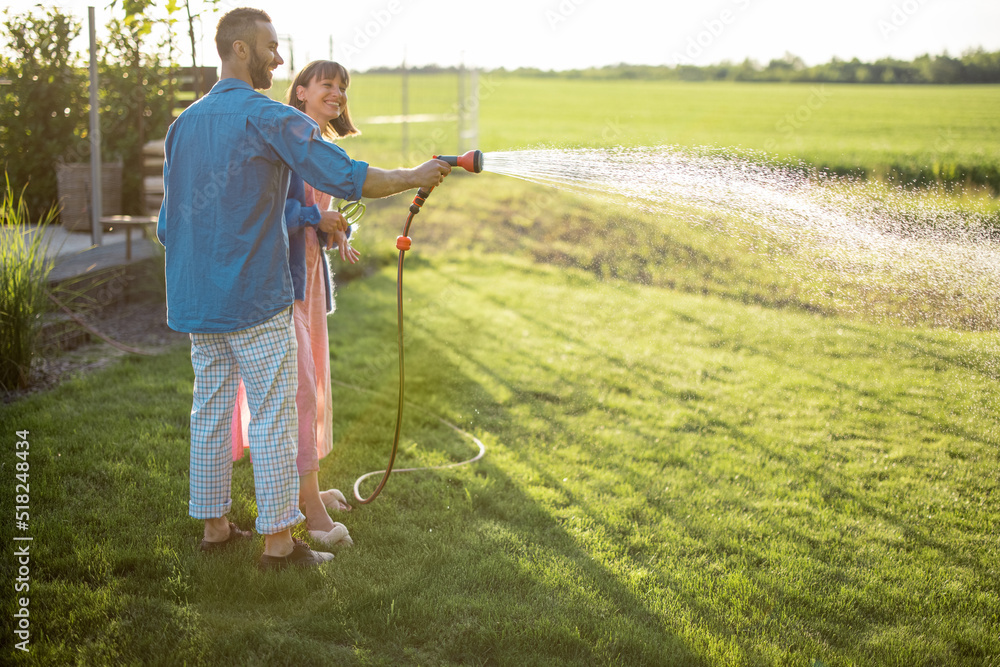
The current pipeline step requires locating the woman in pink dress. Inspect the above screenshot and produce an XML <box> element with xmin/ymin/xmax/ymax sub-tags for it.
<box><xmin>232</xmin><ymin>60</ymin><xmax>362</xmax><ymax>547</ymax></box>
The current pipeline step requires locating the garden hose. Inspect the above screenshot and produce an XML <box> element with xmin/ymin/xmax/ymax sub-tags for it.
<box><xmin>352</xmin><ymin>152</ymin><xmax>485</xmax><ymax>504</ymax></box>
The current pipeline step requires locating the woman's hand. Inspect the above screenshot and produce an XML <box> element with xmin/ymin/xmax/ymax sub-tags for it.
<box><xmin>318</xmin><ymin>210</ymin><xmax>349</xmax><ymax>234</ymax></box>
<box><xmin>328</xmin><ymin>229</ymin><xmax>360</xmax><ymax>263</ymax></box>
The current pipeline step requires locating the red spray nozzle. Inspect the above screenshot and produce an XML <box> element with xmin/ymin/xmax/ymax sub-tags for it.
<box><xmin>434</xmin><ymin>149</ymin><xmax>483</xmax><ymax>174</ymax></box>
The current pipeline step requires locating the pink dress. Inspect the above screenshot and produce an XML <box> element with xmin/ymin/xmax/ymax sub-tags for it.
<box><xmin>231</xmin><ymin>182</ymin><xmax>335</xmax><ymax>475</ymax></box>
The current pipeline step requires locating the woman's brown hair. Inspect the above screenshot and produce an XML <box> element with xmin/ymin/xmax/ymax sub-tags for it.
<box><xmin>285</xmin><ymin>60</ymin><xmax>360</xmax><ymax>139</ymax></box>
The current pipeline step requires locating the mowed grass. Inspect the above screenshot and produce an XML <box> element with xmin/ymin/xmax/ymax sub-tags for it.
<box><xmin>2</xmin><ymin>253</ymin><xmax>998</xmax><ymax>665</ymax></box>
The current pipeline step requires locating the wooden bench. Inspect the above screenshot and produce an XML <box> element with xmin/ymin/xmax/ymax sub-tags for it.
<box><xmin>99</xmin><ymin>215</ymin><xmax>157</xmax><ymax>260</ymax></box>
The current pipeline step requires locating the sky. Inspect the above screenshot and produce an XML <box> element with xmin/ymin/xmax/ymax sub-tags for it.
<box><xmin>4</xmin><ymin>0</ymin><xmax>1000</xmax><ymax>76</ymax></box>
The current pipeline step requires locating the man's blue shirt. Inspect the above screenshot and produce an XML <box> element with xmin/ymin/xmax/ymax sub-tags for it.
<box><xmin>156</xmin><ymin>78</ymin><xmax>368</xmax><ymax>333</ymax></box>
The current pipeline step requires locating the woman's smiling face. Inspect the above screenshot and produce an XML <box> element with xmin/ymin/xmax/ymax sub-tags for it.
<box><xmin>297</xmin><ymin>73</ymin><xmax>347</xmax><ymax>124</ymax></box>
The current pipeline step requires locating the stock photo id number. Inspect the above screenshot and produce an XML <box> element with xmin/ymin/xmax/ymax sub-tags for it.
<box><xmin>13</xmin><ymin>429</ymin><xmax>33</xmax><ymax>652</ymax></box>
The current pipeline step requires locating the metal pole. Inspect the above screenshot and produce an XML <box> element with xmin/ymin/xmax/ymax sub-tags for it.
<box><xmin>470</xmin><ymin>68</ymin><xmax>480</xmax><ymax>152</ymax></box>
<box><xmin>88</xmin><ymin>6</ymin><xmax>103</xmax><ymax>246</ymax></box>
<box><xmin>457</xmin><ymin>58</ymin><xmax>466</xmax><ymax>153</ymax></box>
<box><xmin>401</xmin><ymin>53</ymin><xmax>408</xmax><ymax>162</ymax></box>
<box><xmin>277</xmin><ymin>34</ymin><xmax>295</xmax><ymax>79</ymax></box>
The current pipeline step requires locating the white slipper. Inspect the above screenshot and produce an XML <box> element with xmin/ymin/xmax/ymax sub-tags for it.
<box><xmin>308</xmin><ymin>522</ymin><xmax>354</xmax><ymax>548</ymax></box>
<box><xmin>319</xmin><ymin>488</ymin><xmax>352</xmax><ymax>512</ymax></box>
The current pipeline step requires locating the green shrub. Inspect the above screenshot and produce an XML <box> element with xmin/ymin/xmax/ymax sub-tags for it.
<box><xmin>0</xmin><ymin>7</ymin><xmax>88</xmax><ymax>219</ymax></box>
<box><xmin>1</xmin><ymin>7</ymin><xmax>177</xmax><ymax>218</ymax></box>
<box><xmin>93</xmin><ymin>17</ymin><xmax>175</xmax><ymax>215</ymax></box>
<box><xmin>1</xmin><ymin>174</ymin><xmax>57</xmax><ymax>391</ymax></box>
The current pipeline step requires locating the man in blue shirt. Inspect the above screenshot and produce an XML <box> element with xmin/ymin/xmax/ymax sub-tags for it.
<box><xmin>157</xmin><ymin>7</ymin><xmax>450</xmax><ymax>570</ymax></box>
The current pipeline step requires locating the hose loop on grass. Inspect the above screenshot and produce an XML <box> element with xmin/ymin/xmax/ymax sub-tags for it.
<box><xmin>332</xmin><ymin>379</ymin><xmax>486</xmax><ymax>504</ymax></box>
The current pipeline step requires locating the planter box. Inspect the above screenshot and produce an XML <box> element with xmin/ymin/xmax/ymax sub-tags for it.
<box><xmin>56</xmin><ymin>162</ymin><xmax>123</xmax><ymax>232</ymax></box>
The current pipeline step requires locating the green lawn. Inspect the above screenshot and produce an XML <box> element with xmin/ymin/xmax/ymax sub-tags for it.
<box><xmin>3</xmin><ymin>251</ymin><xmax>998</xmax><ymax>665</ymax></box>
<box><xmin>3</xmin><ymin>74</ymin><xmax>998</xmax><ymax>665</ymax></box>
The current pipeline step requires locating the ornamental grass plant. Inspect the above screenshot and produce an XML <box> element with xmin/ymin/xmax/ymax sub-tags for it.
<box><xmin>1</xmin><ymin>174</ymin><xmax>57</xmax><ymax>391</ymax></box>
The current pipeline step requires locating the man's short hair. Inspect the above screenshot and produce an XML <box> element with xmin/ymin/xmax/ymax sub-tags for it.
<box><xmin>215</xmin><ymin>7</ymin><xmax>272</xmax><ymax>60</ymax></box>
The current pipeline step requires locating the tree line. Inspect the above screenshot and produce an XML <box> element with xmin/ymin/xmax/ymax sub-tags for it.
<box><xmin>506</xmin><ymin>49</ymin><xmax>1000</xmax><ymax>84</ymax></box>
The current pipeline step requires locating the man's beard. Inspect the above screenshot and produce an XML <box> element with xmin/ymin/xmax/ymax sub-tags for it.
<box><xmin>248</xmin><ymin>49</ymin><xmax>273</xmax><ymax>90</ymax></box>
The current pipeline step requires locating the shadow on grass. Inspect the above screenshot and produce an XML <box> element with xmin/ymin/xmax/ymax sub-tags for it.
<box><xmin>406</xmin><ymin>263</ymin><xmax>998</xmax><ymax>662</ymax></box>
<box><xmin>4</xmin><ymin>260</ymin><xmax>997</xmax><ymax>665</ymax></box>
<box><xmin>0</xmin><ymin>315</ymin><xmax>704</xmax><ymax>664</ymax></box>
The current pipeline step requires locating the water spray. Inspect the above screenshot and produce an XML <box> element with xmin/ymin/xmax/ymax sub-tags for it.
<box><xmin>353</xmin><ymin>143</ymin><xmax>1000</xmax><ymax>502</ymax></box>
<box><xmin>353</xmin><ymin>150</ymin><xmax>486</xmax><ymax>505</ymax></box>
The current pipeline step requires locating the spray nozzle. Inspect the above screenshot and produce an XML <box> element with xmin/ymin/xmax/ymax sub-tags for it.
<box><xmin>434</xmin><ymin>149</ymin><xmax>483</xmax><ymax>174</ymax></box>
<box><xmin>409</xmin><ymin>150</ymin><xmax>483</xmax><ymax>215</ymax></box>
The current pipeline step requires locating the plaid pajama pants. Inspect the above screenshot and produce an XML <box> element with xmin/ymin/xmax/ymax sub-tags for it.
<box><xmin>188</xmin><ymin>308</ymin><xmax>305</xmax><ymax>535</ymax></box>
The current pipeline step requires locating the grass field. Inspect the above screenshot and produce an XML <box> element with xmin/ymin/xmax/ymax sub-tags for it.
<box><xmin>3</xmin><ymin>252</ymin><xmax>998</xmax><ymax>665</ymax></box>
<box><xmin>3</xmin><ymin>76</ymin><xmax>999</xmax><ymax>665</ymax></box>
<box><xmin>329</xmin><ymin>74</ymin><xmax>1000</xmax><ymax>193</ymax></box>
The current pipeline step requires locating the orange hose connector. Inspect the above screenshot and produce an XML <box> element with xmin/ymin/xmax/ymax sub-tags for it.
<box><xmin>396</xmin><ymin>235</ymin><xmax>412</xmax><ymax>251</ymax></box>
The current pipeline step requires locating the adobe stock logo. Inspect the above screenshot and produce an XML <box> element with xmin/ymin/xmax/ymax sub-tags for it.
<box><xmin>763</xmin><ymin>85</ymin><xmax>832</xmax><ymax>152</ymax></box>
<box><xmin>336</xmin><ymin>1</ymin><xmax>404</xmax><ymax>60</ymax></box>
<box><xmin>668</xmin><ymin>0</ymin><xmax>753</xmax><ymax>66</ymax></box>
<box><xmin>545</xmin><ymin>0</ymin><xmax>590</xmax><ymax>30</ymax></box>
<box><xmin>877</xmin><ymin>0</ymin><xmax>932</xmax><ymax>41</ymax></box>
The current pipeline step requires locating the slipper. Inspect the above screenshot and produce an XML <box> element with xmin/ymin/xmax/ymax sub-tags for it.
<box><xmin>319</xmin><ymin>488</ymin><xmax>353</xmax><ymax>512</ymax></box>
<box><xmin>258</xmin><ymin>538</ymin><xmax>334</xmax><ymax>571</ymax></box>
<box><xmin>199</xmin><ymin>521</ymin><xmax>252</xmax><ymax>552</ymax></box>
<box><xmin>308</xmin><ymin>522</ymin><xmax>354</xmax><ymax>548</ymax></box>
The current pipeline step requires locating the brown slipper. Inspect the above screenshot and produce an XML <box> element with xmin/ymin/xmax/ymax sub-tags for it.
<box><xmin>199</xmin><ymin>521</ymin><xmax>252</xmax><ymax>552</ymax></box>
